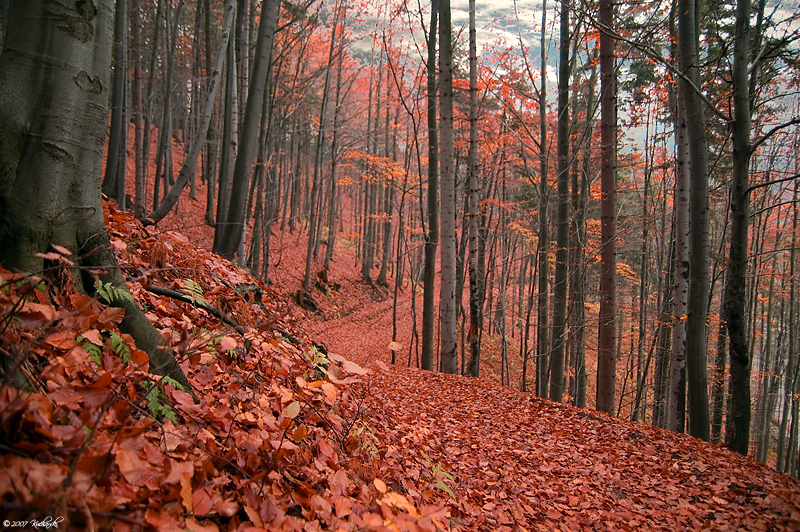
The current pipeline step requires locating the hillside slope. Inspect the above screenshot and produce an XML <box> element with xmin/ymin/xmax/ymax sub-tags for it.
<box><xmin>2</xmin><ymin>201</ymin><xmax>799</xmax><ymax>531</ymax></box>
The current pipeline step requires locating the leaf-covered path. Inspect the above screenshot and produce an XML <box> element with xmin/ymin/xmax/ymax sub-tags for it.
<box><xmin>362</xmin><ymin>363</ymin><xmax>800</xmax><ymax>530</ymax></box>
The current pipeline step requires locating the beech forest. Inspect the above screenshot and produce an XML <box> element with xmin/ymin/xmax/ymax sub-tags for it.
<box><xmin>0</xmin><ymin>0</ymin><xmax>800</xmax><ymax>530</ymax></box>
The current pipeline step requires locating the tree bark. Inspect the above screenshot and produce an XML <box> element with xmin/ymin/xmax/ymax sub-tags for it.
<box><xmin>465</xmin><ymin>0</ymin><xmax>483</xmax><ymax>377</ymax></box>
<box><xmin>215</xmin><ymin>0</ymin><xmax>279</xmax><ymax>259</ymax></box>
<box><xmin>596</xmin><ymin>0</ymin><xmax>617</xmax><ymax>414</ymax></box>
<box><xmin>0</xmin><ymin>0</ymin><xmax>190</xmax><ymax>392</ymax></box>
<box><xmin>438</xmin><ymin>0</ymin><xmax>458</xmax><ymax>374</ymax></box>
<box><xmin>550</xmin><ymin>0</ymin><xmax>571</xmax><ymax>403</ymax></box>
<box><xmin>678</xmin><ymin>0</ymin><xmax>711</xmax><ymax>441</ymax></box>
<box><xmin>102</xmin><ymin>0</ymin><xmax>127</xmax><ymax>197</ymax></box>
<box><xmin>722</xmin><ymin>0</ymin><xmax>753</xmax><ymax>456</ymax></box>
<box><xmin>536</xmin><ymin>0</ymin><xmax>549</xmax><ymax>398</ymax></box>
<box><xmin>421</xmin><ymin>0</ymin><xmax>439</xmax><ymax>372</ymax></box>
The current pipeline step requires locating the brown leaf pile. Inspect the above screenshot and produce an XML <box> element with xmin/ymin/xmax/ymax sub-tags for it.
<box><xmin>364</xmin><ymin>365</ymin><xmax>800</xmax><ymax>531</ymax></box>
<box><xmin>2</xmin><ymin>201</ymin><xmax>800</xmax><ymax>531</ymax></box>
<box><xmin>0</xmin><ymin>202</ymin><xmax>445</xmax><ymax>531</ymax></box>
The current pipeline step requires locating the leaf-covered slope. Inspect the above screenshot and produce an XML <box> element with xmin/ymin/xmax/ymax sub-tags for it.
<box><xmin>2</xmin><ymin>202</ymin><xmax>799</xmax><ymax>531</ymax></box>
<box><xmin>0</xmin><ymin>202</ymin><xmax>445</xmax><ymax>531</ymax></box>
<box><xmin>365</xmin><ymin>364</ymin><xmax>800</xmax><ymax>530</ymax></box>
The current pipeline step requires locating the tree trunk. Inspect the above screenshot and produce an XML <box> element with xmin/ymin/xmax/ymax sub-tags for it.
<box><xmin>596</xmin><ymin>0</ymin><xmax>617</xmax><ymax>414</ymax></box>
<box><xmin>323</xmin><ymin>6</ymin><xmax>347</xmax><ymax>274</ymax></box>
<box><xmin>215</xmin><ymin>0</ymin><xmax>279</xmax><ymax>259</ymax></box>
<box><xmin>465</xmin><ymin>0</ymin><xmax>482</xmax><ymax>377</ymax></box>
<box><xmin>678</xmin><ymin>0</ymin><xmax>711</xmax><ymax>441</ymax></box>
<box><xmin>550</xmin><ymin>0</ymin><xmax>570</xmax><ymax>403</ymax></box>
<box><xmin>0</xmin><ymin>0</ymin><xmax>190</xmax><ymax>392</ymax></box>
<box><xmin>421</xmin><ymin>0</ymin><xmax>439</xmax><ymax>372</ymax></box>
<box><xmin>722</xmin><ymin>0</ymin><xmax>753</xmax><ymax>455</ymax></box>
<box><xmin>102</xmin><ymin>0</ymin><xmax>127</xmax><ymax>197</ymax></box>
<box><xmin>669</xmin><ymin>95</ymin><xmax>690</xmax><ymax>433</ymax></box>
<box><xmin>143</xmin><ymin>0</ymin><xmax>235</xmax><ymax>226</ymax></box>
<box><xmin>132</xmin><ymin>0</ymin><xmax>144</xmax><ymax>219</ymax></box>
<box><xmin>438</xmin><ymin>0</ymin><xmax>458</xmax><ymax>374</ymax></box>
<box><xmin>536</xmin><ymin>0</ymin><xmax>549</xmax><ymax>398</ymax></box>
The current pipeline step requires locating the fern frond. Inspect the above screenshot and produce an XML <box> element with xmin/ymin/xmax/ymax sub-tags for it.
<box><xmin>95</xmin><ymin>280</ymin><xmax>135</xmax><ymax>305</ymax></box>
<box><xmin>109</xmin><ymin>331</ymin><xmax>131</xmax><ymax>363</ymax></box>
<box><xmin>179</xmin><ymin>278</ymin><xmax>206</xmax><ymax>305</ymax></box>
<box><xmin>78</xmin><ymin>335</ymin><xmax>103</xmax><ymax>366</ymax></box>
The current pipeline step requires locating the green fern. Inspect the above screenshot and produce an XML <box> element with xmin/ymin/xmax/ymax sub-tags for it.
<box><xmin>179</xmin><ymin>278</ymin><xmax>206</xmax><ymax>305</ymax></box>
<box><xmin>109</xmin><ymin>331</ymin><xmax>131</xmax><ymax>363</ymax></box>
<box><xmin>95</xmin><ymin>280</ymin><xmax>135</xmax><ymax>305</ymax></box>
<box><xmin>77</xmin><ymin>334</ymin><xmax>103</xmax><ymax>366</ymax></box>
<box><xmin>162</xmin><ymin>375</ymin><xmax>186</xmax><ymax>392</ymax></box>
<box><xmin>142</xmin><ymin>379</ymin><xmax>179</xmax><ymax>423</ymax></box>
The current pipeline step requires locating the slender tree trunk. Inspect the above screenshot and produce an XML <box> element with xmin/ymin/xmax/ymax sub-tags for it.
<box><xmin>678</xmin><ymin>0</ymin><xmax>711</xmax><ymax>441</ymax></box>
<box><xmin>465</xmin><ymin>0</ymin><xmax>483</xmax><ymax>377</ymax></box>
<box><xmin>421</xmin><ymin>0</ymin><xmax>439</xmax><ymax>372</ymax></box>
<box><xmin>103</xmin><ymin>0</ymin><xmax>127</xmax><ymax>196</ymax></box>
<box><xmin>778</xmin><ymin>184</ymin><xmax>798</xmax><ymax>472</ymax></box>
<box><xmin>213</xmin><ymin>32</ymin><xmax>237</xmax><ymax>246</ymax></box>
<box><xmin>711</xmin><ymin>284</ymin><xmax>728</xmax><ymax>442</ymax></box>
<box><xmin>215</xmin><ymin>0</ymin><xmax>279</xmax><ymax>259</ymax></box>
<box><xmin>669</xmin><ymin>95</ymin><xmax>690</xmax><ymax>433</ymax></box>
<box><xmin>132</xmin><ymin>0</ymin><xmax>144</xmax><ymax>219</ymax></box>
<box><xmin>536</xmin><ymin>0</ymin><xmax>550</xmax><ymax>397</ymax></box>
<box><xmin>141</xmin><ymin>0</ymin><xmax>163</xmax><ymax>199</ymax></box>
<box><xmin>550</xmin><ymin>0</ymin><xmax>570</xmax><ymax>403</ymax></box>
<box><xmin>323</xmin><ymin>8</ymin><xmax>347</xmax><ymax>274</ymax></box>
<box><xmin>204</xmin><ymin>0</ymin><xmax>217</xmax><ymax>226</ymax></box>
<box><xmin>633</xmin><ymin>165</ymin><xmax>650</xmax><ymax>422</ymax></box>
<box><xmin>143</xmin><ymin>0</ymin><xmax>235</xmax><ymax>225</ymax></box>
<box><xmin>756</xmin><ymin>259</ymin><xmax>778</xmax><ymax>462</ymax></box>
<box><xmin>596</xmin><ymin>0</ymin><xmax>617</xmax><ymax>414</ymax></box>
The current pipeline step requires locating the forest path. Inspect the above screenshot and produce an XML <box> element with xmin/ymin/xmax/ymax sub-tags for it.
<box><xmin>287</xmin><ymin>243</ymin><xmax>800</xmax><ymax>530</ymax></box>
<box><xmin>299</xmin><ymin>279</ymin><xmax>418</xmax><ymax>367</ymax></box>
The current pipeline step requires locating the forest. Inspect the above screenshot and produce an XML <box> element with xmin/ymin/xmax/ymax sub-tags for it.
<box><xmin>0</xmin><ymin>0</ymin><xmax>800</xmax><ymax>529</ymax></box>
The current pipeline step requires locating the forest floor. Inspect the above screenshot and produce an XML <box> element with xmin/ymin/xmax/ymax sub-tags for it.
<box><xmin>2</xmin><ymin>136</ymin><xmax>799</xmax><ymax>531</ymax></box>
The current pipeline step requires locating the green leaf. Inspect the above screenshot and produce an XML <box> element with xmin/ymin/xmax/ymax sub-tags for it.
<box><xmin>77</xmin><ymin>335</ymin><xmax>103</xmax><ymax>366</ymax></box>
<box><xmin>109</xmin><ymin>331</ymin><xmax>131</xmax><ymax>363</ymax></box>
<box><xmin>95</xmin><ymin>280</ymin><xmax>135</xmax><ymax>305</ymax></box>
<box><xmin>179</xmin><ymin>278</ymin><xmax>206</xmax><ymax>305</ymax></box>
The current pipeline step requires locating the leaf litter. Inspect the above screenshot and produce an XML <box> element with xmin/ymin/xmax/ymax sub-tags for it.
<box><xmin>0</xmin><ymin>200</ymin><xmax>798</xmax><ymax>531</ymax></box>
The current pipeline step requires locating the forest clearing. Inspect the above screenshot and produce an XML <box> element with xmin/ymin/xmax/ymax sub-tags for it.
<box><xmin>1</xmin><ymin>0</ymin><xmax>800</xmax><ymax>529</ymax></box>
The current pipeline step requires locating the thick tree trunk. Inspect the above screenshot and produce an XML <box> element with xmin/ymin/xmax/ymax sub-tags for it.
<box><xmin>438</xmin><ymin>0</ymin><xmax>458</xmax><ymax>374</ymax></box>
<box><xmin>0</xmin><ymin>0</ymin><xmax>190</xmax><ymax>392</ymax></box>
